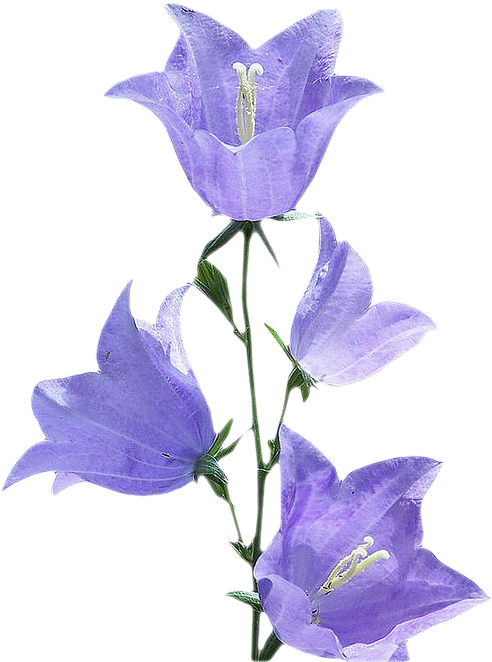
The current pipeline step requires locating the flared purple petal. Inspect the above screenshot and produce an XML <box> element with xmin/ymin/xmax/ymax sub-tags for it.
<box><xmin>291</xmin><ymin>241</ymin><xmax>372</xmax><ymax>361</ymax></box>
<box><xmin>256</xmin><ymin>573</ymin><xmax>343</xmax><ymax>658</ymax></box>
<box><xmin>254</xmin><ymin>10</ymin><xmax>342</xmax><ymax>132</ymax></box>
<box><xmin>4</xmin><ymin>441</ymin><xmax>193</xmax><ymax>496</ymax></box>
<box><xmin>107</xmin><ymin>8</ymin><xmax>381</xmax><ymax>219</ymax></box>
<box><xmin>290</xmin><ymin>215</ymin><xmax>337</xmax><ymax>352</ymax></box>
<box><xmin>190</xmin><ymin>127</ymin><xmax>297</xmax><ymax>220</ymax></box>
<box><xmin>332</xmin><ymin>548</ymin><xmax>487</xmax><ymax>652</ymax></box>
<box><xmin>292</xmin><ymin>77</ymin><xmax>382</xmax><ymax>197</ymax></box>
<box><xmin>312</xmin><ymin>302</ymin><xmax>437</xmax><ymax>385</ymax></box>
<box><xmin>257</xmin><ymin>431</ymin><xmax>487</xmax><ymax>657</ymax></box>
<box><xmin>165</xmin><ymin>7</ymin><xmax>344</xmax><ymax>140</ymax></box>
<box><xmin>291</xmin><ymin>215</ymin><xmax>435</xmax><ymax>385</ymax></box>
<box><xmin>166</xmin><ymin>4</ymin><xmax>251</xmax><ymax>144</ymax></box>
<box><xmin>52</xmin><ymin>472</ymin><xmax>85</xmax><ymax>495</ymax></box>
<box><xmin>5</xmin><ymin>284</ymin><xmax>215</xmax><ymax>495</ymax></box>
<box><xmin>278</xmin><ymin>425</ymin><xmax>339</xmax><ymax>531</ymax></box>
<box><xmin>95</xmin><ymin>283</ymin><xmax>214</xmax><ymax>454</ymax></box>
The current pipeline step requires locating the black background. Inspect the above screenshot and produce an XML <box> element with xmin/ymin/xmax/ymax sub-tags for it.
<box><xmin>1</xmin><ymin>2</ymin><xmax>489</xmax><ymax>660</ymax></box>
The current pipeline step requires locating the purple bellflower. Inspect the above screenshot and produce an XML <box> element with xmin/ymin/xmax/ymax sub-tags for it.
<box><xmin>106</xmin><ymin>5</ymin><xmax>381</xmax><ymax>221</ymax></box>
<box><xmin>290</xmin><ymin>216</ymin><xmax>436</xmax><ymax>385</ymax></box>
<box><xmin>255</xmin><ymin>426</ymin><xmax>487</xmax><ymax>660</ymax></box>
<box><xmin>4</xmin><ymin>284</ymin><xmax>216</xmax><ymax>496</ymax></box>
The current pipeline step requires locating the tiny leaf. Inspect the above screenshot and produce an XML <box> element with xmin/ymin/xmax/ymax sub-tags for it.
<box><xmin>264</xmin><ymin>324</ymin><xmax>293</xmax><ymax>361</ymax></box>
<box><xmin>230</xmin><ymin>540</ymin><xmax>254</xmax><ymax>564</ymax></box>
<box><xmin>200</xmin><ymin>220</ymin><xmax>243</xmax><ymax>261</ymax></box>
<box><xmin>209</xmin><ymin>418</ymin><xmax>234</xmax><ymax>455</ymax></box>
<box><xmin>253</xmin><ymin>224</ymin><xmax>279</xmax><ymax>266</ymax></box>
<box><xmin>270</xmin><ymin>210</ymin><xmax>311</xmax><ymax>222</ymax></box>
<box><xmin>225</xmin><ymin>590</ymin><xmax>263</xmax><ymax>614</ymax></box>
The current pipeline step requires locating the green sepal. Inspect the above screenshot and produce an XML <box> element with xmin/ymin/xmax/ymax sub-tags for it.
<box><xmin>253</xmin><ymin>224</ymin><xmax>279</xmax><ymax>266</ymax></box>
<box><xmin>264</xmin><ymin>324</ymin><xmax>294</xmax><ymax>362</ymax></box>
<box><xmin>270</xmin><ymin>209</ymin><xmax>311</xmax><ymax>222</ymax></box>
<box><xmin>266</xmin><ymin>437</ymin><xmax>280</xmax><ymax>469</ymax></box>
<box><xmin>195</xmin><ymin>453</ymin><xmax>228</xmax><ymax>487</ymax></box>
<box><xmin>226</xmin><ymin>590</ymin><xmax>263</xmax><ymax>612</ymax></box>
<box><xmin>200</xmin><ymin>220</ymin><xmax>243</xmax><ymax>261</ymax></box>
<box><xmin>230</xmin><ymin>540</ymin><xmax>255</xmax><ymax>564</ymax></box>
<box><xmin>264</xmin><ymin>324</ymin><xmax>315</xmax><ymax>402</ymax></box>
<box><xmin>205</xmin><ymin>476</ymin><xmax>229</xmax><ymax>500</ymax></box>
<box><xmin>259</xmin><ymin>630</ymin><xmax>283</xmax><ymax>662</ymax></box>
<box><xmin>209</xmin><ymin>419</ymin><xmax>233</xmax><ymax>457</ymax></box>
<box><xmin>301</xmin><ymin>382</ymin><xmax>311</xmax><ymax>402</ymax></box>
<box><xmin>216</xmin><ymin>427</ymin><xmax>252</xmax><ymax>460</ymax></box>
<box><xmin>287</xmin><ymin>364</ymin><xmax>317</xmax><ymax>404</ymax></box>
<box><xmin>195</xmin><ymin>260</ymin><xmax>234</xmax><ymax>324</ymax></box>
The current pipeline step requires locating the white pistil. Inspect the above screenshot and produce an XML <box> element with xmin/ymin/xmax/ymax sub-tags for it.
<box><xmin>232</xmin><ymin>61</ymin><xmax>264</xmax><ymax>143</ymax></box>
<box><xmin>311</xmin><ymin>536</ymin><xmax>390</xmax><ymax>602</ymax></box>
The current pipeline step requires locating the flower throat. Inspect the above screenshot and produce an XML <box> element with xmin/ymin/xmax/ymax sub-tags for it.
<box><xmin>232</xmin><ymin>62</ymin><xmax>264</xmax><ymax>143</ymax></box>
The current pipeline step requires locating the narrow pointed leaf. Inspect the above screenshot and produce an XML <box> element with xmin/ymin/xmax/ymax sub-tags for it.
<box><xmin>216</xmin><ymin>430</ymin><xmax>247</xmax><ymax>461</ymax></box>
<box><xmin>209</xmin><ymin>419</ymin><xmax>234</xmax><ymax>456</ymax></box>
<box><xmin>226</xmin><ymin>591</ymin><xmax>263</xmax><ymax>612</ymax></box>
<box><xmin>264</xmin><ymin>324</ymin><xmax>292</xmax><ymax>360</ymax></box>
<box><xmin>254</xmin><ymin>224</ymin><xmax>279</xmax><ymax>266</ymax></box>
<box><xmin>231</xmin><ymin>540</ymin><xmax>254</xmax><ymax>564</ymax></box>
<box><xmin>200</xmin><ymin>220</ymin><xmax>243</xmax><ymax>261</ymax></box>
<box><xmin>270</xmin><ymin>210</ymin><xmax>311</xmax><ymax>222</ymax></box>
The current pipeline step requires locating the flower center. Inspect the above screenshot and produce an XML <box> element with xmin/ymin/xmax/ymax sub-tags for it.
<box><xmin>311</xmin><ymin>536</ymin><xmax>390</xmax><ymax>603</ymax></box>
<box><xmin>232</xmin><ymin>62</ymin><xmax>264</xmax><ymax>143</ymax></box>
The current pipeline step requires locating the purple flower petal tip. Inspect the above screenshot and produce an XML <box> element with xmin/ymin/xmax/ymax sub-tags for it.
<box><xmin>290</xmin><ymin>215</ymin><xmax>436</xmax><ymax>385</ymax></box>
<box><xmin>107</xmin><ymin>7</ymin><xmax>381</xmax><ymax>219</ymax></box>
<box><xmin>255</xmin><ymin>426</ymin><xmax>488</xmax><ymax>659</ymax></box>
<box><xmin>4</xmin><ymin>283</ymin><xmax>216</xmax><ymax>496</ymax></box>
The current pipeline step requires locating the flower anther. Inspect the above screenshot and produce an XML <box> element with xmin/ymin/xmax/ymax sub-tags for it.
<box><xmin>312</xmin><ymin>536</ymin><xmax>390</xmax><ymax>602</ymax></box>
<box><xmin>232</xmin><ymin>62</ymin><xmax>264</xmax><ymax>143</ymax></box>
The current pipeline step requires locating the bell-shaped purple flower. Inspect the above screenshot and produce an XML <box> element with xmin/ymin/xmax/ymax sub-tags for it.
<box><xmin>255</xmin><ymin>426</ymin><xmax>487</xmax><ymax>660</ymax></box>
<box><xmin>4</xmin><ymin>284</ymin><xmax>216</xmax><ymax>496</ymax></box>
<box><xmin>290</xmin><ymin>216</ymin><xmax>436</xmax><ymax>385</ymax></box>
<box><xmin>106</xmin><ymin>5</ymin><xmax>381</xmax><ymax>221</ymax></box>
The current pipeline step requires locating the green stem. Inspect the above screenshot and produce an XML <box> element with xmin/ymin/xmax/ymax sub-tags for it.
<box><xmin>225</xmin><ymin>487</ymin><xmax>243</xmax><ymax>543</ymax></box>
<box><xmin>251</xmin><ymin>469</ymin><xmax>267</xmax><ymax>660</ymax></box>
<box><xmin>241</xmin><ymin>225</ymin><xmax>264</xmax><ymax>473</ymax></box>
<box><xmin>240</xmin><ymin>224</ymin><xmax>266</xmax><ymax>660</ymax></box>
<box><xmin>259</xmin><ymin>631</ymin><xmax>283</xmax><ymax>660</ymax></box>
<box><xmin>263</xmin><ymin>379</ymin><xmax>293</xmax><ymax>471</ymax></box>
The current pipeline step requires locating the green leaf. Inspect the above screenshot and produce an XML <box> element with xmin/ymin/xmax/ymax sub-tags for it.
<box><xmin>267</xmin><ymin>438</ymin><xmax>280</xmax><ymax>468</ymax></box>
<box><xmin>195</xmin><ymin>260</ymin><xmax>234</xmax><ymax>324</ymax></box>
<box><xmin>253</xmin><ymin>224</ymin><xmax>279</xmax><ymax>266</ymax></box>
<box><xmin>226</xmin><ymin>591</ymin><xmax>262</xmax><ymax>612</ymax></box>
<box><xmin>200</xmin><ymin>220</ymin><xmax>243</xmax><ymax>261</ymax></box>
<box><xmin>270</xmin><ymin>210</ymin><xmax>311</xmax><ymax>222</ymax></box>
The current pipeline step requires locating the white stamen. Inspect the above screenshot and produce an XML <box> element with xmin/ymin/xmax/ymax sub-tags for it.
<box><xmin>311</xmin><ymin>536</ymin><xmax>390</xmax><ymax>602</ymax></box>
<box><xmin>232</xmin><ymin>61</ymin><xmax>264</xmax><ymax>143</ymax></box>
